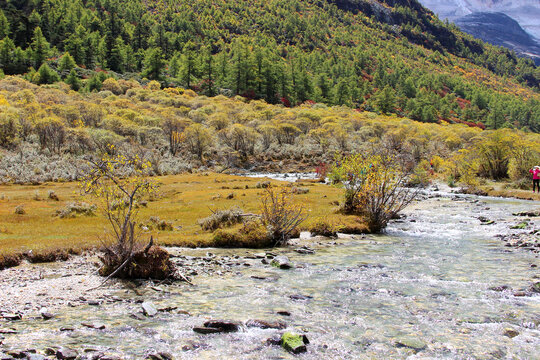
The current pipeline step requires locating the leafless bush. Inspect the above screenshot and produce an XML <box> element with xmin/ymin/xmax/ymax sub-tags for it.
<box><xmin>260</xmin><ymin>187</ymin><xmax>307</xmax><ymax>246</ymax></box>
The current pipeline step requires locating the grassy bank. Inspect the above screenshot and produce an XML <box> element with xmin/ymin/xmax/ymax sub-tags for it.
<box><xmin>0</xmin><ymin>173</ymin><xmax>366</xmax><ymax>267</ymax></box>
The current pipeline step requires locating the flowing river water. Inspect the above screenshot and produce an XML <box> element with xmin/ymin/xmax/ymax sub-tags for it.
<box><xmin>1</xmin><ymin>191</ymin><xmax>539</xmax><ymax>359</ymax></box>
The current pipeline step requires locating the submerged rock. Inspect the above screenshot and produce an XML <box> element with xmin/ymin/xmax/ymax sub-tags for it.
<box><xmin>395</xmin><ymin>337</ymin><xmax>427</xmax><ymax>352</ymax></box>
<box><xmin>193</xmin><ymin>327</ymin><xmax>222</xmax><ymax>334</ymax></box>
<box><xmin>271</xmin><ymin>256</ymin><xmax>293</xmax><ymax>269</ymax></box>
<box><xmin>245</xmin><ymin>319</ymin><xmax>286</xmax><ymax>329</ymax></box>
<box><xmin>142</xmin><ymin>302</ymin><xmax>158</xmax><ymax>317</ymax></box>
<box><xmin>281</xmin><ymin>332</ymin><xmax>309</xmax><ymax>354</ymax></box>
<box><xmin>503</xmin><ymin>328</ymin><xmax>519</xmax><ymax>338</ymax></box>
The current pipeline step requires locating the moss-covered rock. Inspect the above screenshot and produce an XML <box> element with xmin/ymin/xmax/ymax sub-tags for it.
<box><xmin>281</xmin><ymin>332</ymin><xmax>308</xmax><ymax>354</ymax></box>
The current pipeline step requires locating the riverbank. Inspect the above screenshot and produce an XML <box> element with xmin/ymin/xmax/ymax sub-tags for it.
<box><xmin>0</xmin><ymin>172</ymin><xmax>372</xmax><ymax>270</ymax></box>
<box><xmin>1</xmin><ymin>195</ymin><xmax>539</xmax><ymax>359</ymax></box>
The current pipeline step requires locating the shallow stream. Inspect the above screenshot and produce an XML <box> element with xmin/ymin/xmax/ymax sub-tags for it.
<box><xmin>1</xmin><ymin>192</ymin><xmax>539</xmax><ymax>359</ymax></box>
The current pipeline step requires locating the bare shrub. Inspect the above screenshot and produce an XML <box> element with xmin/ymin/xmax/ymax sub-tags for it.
<box><xmin>260</xmin><ymin>187</ymin><xmax>307</xmax><ymax>246</ymax></box>
<box><xmin>14</xmin><ymin>205</ymin><xmax>25</xmax><ymax>215</ymax></box>
<box><xmin>81</xmin><ymin>152</ymin><xmax>174</xmax><ymax>280</ymax></box>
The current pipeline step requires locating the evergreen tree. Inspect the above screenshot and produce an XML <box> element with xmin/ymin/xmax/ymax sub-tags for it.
<box><xmin>58</xmin><ymin>52</ymin><xmax>76</xmax><ymax>74</ymax></box>
<box><xmin>66</xmin><ymin>69</ymin><xmax>81</xmax><ymax>91</ymax></box>
<box><xmin>0</xmin><ymin>9</ymin><xmax>10</xmax><ymax>39</ymax></box>
<box><xmin>374</xmin><ymin>85</ymin><xmax>396</xmax><ymax>114</ymax></box>
<box><xmin>31</xmin><ymin>27</ymin><xmax>49</xmax><ymax>68</ymax></box>
<box><xmin>142</xmin><ymin>47</ymin><xmax>164</xmax><ymax>81</ymax></box>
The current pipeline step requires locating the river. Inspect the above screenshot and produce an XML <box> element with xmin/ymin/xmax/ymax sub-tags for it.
<box><xmin>1</xmin><ymin>191</ymin><xmax>539</xmax><ymax>359</ymax></box>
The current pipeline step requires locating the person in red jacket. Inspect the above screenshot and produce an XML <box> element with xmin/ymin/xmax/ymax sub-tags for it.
<box><xmin>530</xmin><ymin>166</ymin><xmax>540</xmax><ymax>193</ymax></box>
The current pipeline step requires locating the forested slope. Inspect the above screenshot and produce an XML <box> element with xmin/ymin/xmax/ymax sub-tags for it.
<box><xmin>0</xmin><ymin>0</ymin><xmax>538</xmax><ymax>130</ymax></box>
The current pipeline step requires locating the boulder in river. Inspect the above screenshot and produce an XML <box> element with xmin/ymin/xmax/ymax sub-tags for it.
<box><xmin>194</xmin><ymin>320</ymin><xmax>241</xmax><ymax>334</ymax></box>
<box><xmin>530</xmin><ymin>282</ymin><xmax>540</xmax><ymax>293</ymax></box>
<box><xmin>56</xmin><ymin>347</ymin><xmax>78</xmax><ymax>360</ymax></box>
<box><xmin>281</xmin><ymin>332</ymin><xmax>309</xmax><ymax>354</ymax></box>
<box><xmin>271</xmin><ymin>256</ymin><xmax>293</xmax><ymax>269</ymax></box>
<box><xmin>245</xmin><ymin>319</ymin><xmax>286</xmax><ymax>329</ymax></box>
<box><xmin>142</xmin><ymin>302</ymin><xmax>158</xmax><ymax>317</ymax></box>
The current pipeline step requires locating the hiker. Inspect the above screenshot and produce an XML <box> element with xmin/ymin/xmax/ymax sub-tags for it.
<box><xmin>530</xmin><ymin>166</ymin><xmax>540</xmax><ymax>193</ymax></box>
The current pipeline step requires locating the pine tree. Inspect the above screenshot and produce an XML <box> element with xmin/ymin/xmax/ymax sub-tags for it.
<box><xmin>374</xmin><ymin>85</ymin><xmax>396</xmax><ymax>114</ymax></box>
<box><xmin>31</xmin><ymin>27</ymin><xmax>49</xmax><ymax>68</ymax></box>
<box><xmin>0</xmin><ymin>9</ymin><xmax>10</xmax><ymax>39</ymax></box>
<box><xmin>142</xmin><ymin>47</ymin><xmax>164</xmax><ymax>81</ymax></box>
<box><xmin>58</xmin><ymin>52</ymin><xmax>76</xmax><ymax>74</ymax></box>
<box><xmin>66</xmin><ymin>69</ymin><xmax>81</xmax><ymax>91</ymax></box>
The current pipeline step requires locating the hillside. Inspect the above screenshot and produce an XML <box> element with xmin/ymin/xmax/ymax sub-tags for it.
<box><xmin>0</xmin><ymin>0</ymin><xmax>538</xmax><ymax>131</ymax></box>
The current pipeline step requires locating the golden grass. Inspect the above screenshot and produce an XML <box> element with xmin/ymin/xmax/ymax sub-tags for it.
<box><xmin>0</xmin><ymin>173</ymin><xmax>361</xmax><ymax>258</ymax></box>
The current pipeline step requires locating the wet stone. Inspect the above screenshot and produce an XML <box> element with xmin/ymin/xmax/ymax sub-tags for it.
<box><xmin>277</xmin><ymin>311</ymin><xmax>291</xmax><ymax>316</ymax></box>
<box><xmin>245</xmin><ymin>319</ymin><xmax>287</xmax><ymax>329</ymax></box>
<box><xmin>5</xmin><ymin>350</ymin><xmax>25</xmax><ymax>359</ymax></box>
<box><xmin>503</xmin><ymin>328</ymin><xmax>519</xmax><ymax>338</ymax></box>
<box><xmin>59</xmin><ymin>326</ymin><xmax>74</xmax><ymax>332</ymax></box>
<box><xmin>1</xmin><ymin>313</ymin><xmax>21</xmax><ymax>321</ymax></box>
<box><xmin>82</xmin><ymin>322</ymin><xmax>106</xmax><ymax>330</ymax></box>
<box><xmin>289</xmin><ymin>294</ymin><xmax>313</xmax><ymax>301</ymax></box>
<box><xmin>202</xmin><ymin>320</ymin><xmax>240</xmax><ymax>333</ymax></box>
<box><xmin>142</xmin><ymin>302</ymin><xmax>158</xmax><ymax>317</ymax></box>
<box><xmin>56</xmin><ymin>347</ymin><xmax>78</xmax><ymax>360</ymax></box>
<box><xmin>26</xmin><ymin>355</ymin><xmax>47</xmax><ymax>360</ymax></box>
<box><xmin>39</xmin><ymin>308</ymin><xmax>54</xmax><ymax>320</ymax></box>
<box><xmin>193</xmin><ymin>326</ymin><xmax>222</xmax><ymax>334</ymax></box>
<box><xmin>271</xmin><ymin>256</ymin><xmax>293</xmax><ymax>269</ymax></box>
<box><xmin>488</xmin><ymin>285</ymin><xmax>510</xmax><ymax>292</ymax></box>
<box><xmin>146</xmin><ymin>351</ymin><xmax>173</xmax><ymax>360</ymax></box>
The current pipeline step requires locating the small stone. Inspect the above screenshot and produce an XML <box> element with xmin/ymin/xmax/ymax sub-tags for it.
<box><xmin>530</xmin><ymin>282</ymin><xmax>540</xmax><ymax>293</ymax></box>
<box><xmin>129</xmin><ymin>313</ymin><xmax>146</xmax><ymax>321</ymax></box>
<box><xmin>289</xmin><ymin>294</ymin><xmax>313</xmax><ymax>301</ymax></box>
<box><xmin>56</xmin><ymin>347</ymin><xmax>78</xmax><ymax>360</ymax></box>
<box><xmin>253</xmin><ymin>253</ymin><xmax>266</xmax><ymax>258</ymax></box>
<box><xmin>59</xmin><ymin>326</ymin><xmax>74</xmax><ymax>332</ymax></box>
<box><xmin>271</xmin><ymin>256</ymin><xmax>293</xmax><ymax>269</ymax></box>
<box><xmin>87</xmin><ymin>300</ymin><xmax>100</xmax><ymax>306</ymax></box>
<box><xmin>40</xmin><ymin>308</ymin><xmax>54</xmax><ymax>320</ymax></box>
<box><xmin>2</xmin><ymin>313</ymin><xmax>21</xmax><ymax>321</ymax></box>
<box><xmin>6</xmin><ymin>350</ymin><xmax>25</xmax><ymax>359</ymax></box>
<box><xmin>82</xmin><ymin>322</ymin><xmax>106</xmax><ymax>330</ymax></box>
<box><xmin>142</xmin><ymin>302</ymin><xmax>158</xmax><ymax>317</ymax></box>
<box><xmin>488</xmin><ymin>285</ymin><xmax>510</xmax><ymax>292</ymax></box>
<box><xmin>27</xmin><ymin>355</ymin><xmax>47</xmax><ymax>360</ymax></box>
<box><xmin>277</xmin><ymin>311</ymin><xmax>291</xmax><ymax>316</ymax></box>
<box><xmin>503</xmin><ymin>328</ymin><xmax>519</xmax><ymax>338</ymax></box>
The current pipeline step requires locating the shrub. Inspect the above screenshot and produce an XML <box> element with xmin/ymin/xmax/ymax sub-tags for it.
<box><xmin>212</xmin><ymin>221</ymin><xmax>273</xmax><ymax>248</ymax></box>
<box><xmin>148</xmin><ymin>216</ymin><xmax>174</xmax><ymax>231</ymax></box>
<box><xmin>14</xmin><ymin>204</ymin><xmax>25</xmax><ymax>214</ymax></box>
<box><xmin>48</xmin><ymin>190</ymin><xmax>59</xmax><ymax>201</ymax></box>
<box><xmin>198</xmin><ymin>207</ymin><xmax>246</xmax><ymax>231</ymax></box>
<box><xmin>102</xmin><ymin>78</ymin><xmax>123</xmax><ymax>95</ymax></box>
<box><xmin>260</xmin><ymin>187</ymin><xmax>307</xmax><ymax>246</ymax></box>
<box><xmin>329</xmin><ymin>154</ymin><xmax>417</xmax><ymax>232</ymax></box>
<box><xmin>55</xmin><ymin>202</ymin><xmax>97</xmax><ymax>218</ymax></box>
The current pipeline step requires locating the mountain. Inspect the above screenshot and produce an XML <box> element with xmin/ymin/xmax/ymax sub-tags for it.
<box><xmin>419</xmin><ymin>0</ymin><xmax>540</xmax><ymax>40</ymax></box>
<box><xmin>0</xmin><ymin>0</ymin><xmax>538</xmax><ymax>130</ymax></box>
<box><xmin>455</xmin><ymin>12</ymin><xmax>540</xmax><ymax>65</ymax></box>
